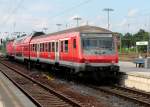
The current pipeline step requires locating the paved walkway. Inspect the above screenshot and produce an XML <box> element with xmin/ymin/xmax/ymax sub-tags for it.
<box><xmin>0</xmin><ymin>72</ymin><xmax>36</xmax><ymax>107</ymax></box>
<box><xmin>119</xmin><ymin>61</ymin><xmax>150</xmax><ymax>78</ymax></box>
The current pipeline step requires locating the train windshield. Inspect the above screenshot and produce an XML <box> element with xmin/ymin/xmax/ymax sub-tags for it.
<box><xmin>81</xmin><ymin>33</ymin><xmax>115</xmax><ymax>55</ymax></box>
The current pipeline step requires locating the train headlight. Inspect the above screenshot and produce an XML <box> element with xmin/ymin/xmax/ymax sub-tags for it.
<box><xmin>85</xmin><ymin>61</ymin><xmax>89</xmax><ymax>64</ymax></box>
<box><xmin>112</xmin><ymin>61</ymin><xmax>115</xmax><ymax>64</ymax></box>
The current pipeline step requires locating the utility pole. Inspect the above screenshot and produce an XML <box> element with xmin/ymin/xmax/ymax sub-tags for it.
<box><xmin>73</xmin><ymin>16</ymin><xmax>82</xmax><ymax>27</ymax></box>
<box><xmin>103</xmin><ymin>8</ymin><xmax>114</xmax><ymax>30</ymax></box>
<box><xmin>147</xmin><ymin>32</ymin><xmax>150</xmax><ymax>57</ymax></box>
<box><xmin>13</xmin><ymin>22</ymin><xmax>16</xmax><ymax>37</ymax></box>
<box><xmin>86</xmin><ymin>21</ymin><xmax>89</xmax><ymax>25</ymax></box>
<box><xmin>43</xmin><ymin>27</ymin><xmax>48</xmax><ymax>33</ymax></box>
<box><xmin>149</xmin><ymin>16</ymin><xmax>150</xmax><ymax>55</ymax></box>
<box><xmin>56</xmin><ymin>24</ymin><xmax>62</xmax><ymax>31</ymax></box>
<box><xmin>65</xmin><ymin>24</ymin><xmax>68</xmax><ymax>29</ymax></box>
<box><xmin>120</xmin><ymin>35</ymin><xmax>122</xmax><ymax>54</ymax></box>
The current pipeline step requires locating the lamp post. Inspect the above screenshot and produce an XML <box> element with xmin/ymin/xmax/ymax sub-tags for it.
<box><xmin>103</xmin><ymin>8</ymin><xmax>114</xmax><ymax>30</ymax></box>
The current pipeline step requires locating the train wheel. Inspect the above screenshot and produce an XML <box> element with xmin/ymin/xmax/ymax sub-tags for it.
<box><xmin>24</xmin><ymin>59</ymin><xmax>31</xmax><ymax>70</ymax></box>
<box><xmin>27</xmin><ymin>61</ymin><xmax>32</xmax><ymax>70</ymax></box>
<box><xmin>24</xmin><ymin>60</ymin><xmax>28</xmax><ymax>69</ymax></box>
<box><xmin>92</xmin><ymin>72</ymin><xmax>101</xmax><ymax>83</ymax></box>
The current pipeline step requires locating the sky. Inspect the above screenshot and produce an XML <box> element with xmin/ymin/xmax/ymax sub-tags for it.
<box><xmin>0</xmin><ymin>0</ymin><xmax>150</xmax><ymax>38</ymax></box>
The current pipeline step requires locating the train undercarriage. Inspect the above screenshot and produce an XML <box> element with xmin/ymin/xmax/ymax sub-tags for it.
<box><xmin>6</xmin><ymin>55</ymin><xmax>120</xmax><ymax>84</ymax></box>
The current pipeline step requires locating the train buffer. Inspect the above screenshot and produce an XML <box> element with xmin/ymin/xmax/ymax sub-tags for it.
<box><xmin>133</xmin><ymin>58</ymin><xmax>145</xmax><ymax>68</ymax></box>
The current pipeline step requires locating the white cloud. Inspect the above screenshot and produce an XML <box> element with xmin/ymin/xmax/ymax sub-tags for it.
<box><xmin>118</xmin><ymin>18</ymin><xmax>128</xmax><ymax>27</ymax></box>
<box><xmin>127</xmin><ymin>9</ymin><xmax>139</xmax><ymax>17</ymax></box>
<box><xmin>96</xmin><ymin>15</ymin><xmax>105</xmax><ymax>20</ymax></box>
<box><xmin>32</xmin><ymin>19</ymin><xmax>48</xmax><ymax>31</ymax></box>
<box><xmin>115</xmin><ymin>8</ymin><xmax>140</xmax><ymax>33</ymax></box>
<box><xmin>28</xmin><ymin>2</ymin><xmax>53</xmax><ymax>13</ymax></box>
<box><xmin>70</xmin><ymin>15</ymin><xmax>82</xmax><ymax>20</ymax></box>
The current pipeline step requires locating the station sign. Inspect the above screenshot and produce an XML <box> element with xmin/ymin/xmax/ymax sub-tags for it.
<box><xmin>136</xmin><ymin>41</ymin><xmax>148</xmax><ymax>46</ymax></box>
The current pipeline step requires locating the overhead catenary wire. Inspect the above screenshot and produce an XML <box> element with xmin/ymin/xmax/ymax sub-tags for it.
<box><xmin>0</xmin><ymin>0</ymin><xmax>24</xmax><ymax>29</ymax></box>
<box><xmin>45</xmin><ymin>0</ymin><xmax>94</xmax><ymax>31</ymax></box>
<box><xmin>48</xmin><ymin>0</ymin><xmax>93</xmax><ymax>21</ymax></box>
<box><xmin>0</xmin><ymin>0</ymin><xmax>93</xmax><ymax>34</ymax></box>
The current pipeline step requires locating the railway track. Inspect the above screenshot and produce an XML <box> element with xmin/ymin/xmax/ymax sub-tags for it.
<box><xmin>2</xmin><ymin>56</ymin><xmax>150</xmax><ymax>107</ymax></box>
<box><xmin>0</xmin><ymin>61</ymin><xmax>82</xmax><ymax>107</ymax></box>
<box><xmin>91</xmin><ymin>85</ymin><xmax>150</xmax><ymax>107</ymax></box>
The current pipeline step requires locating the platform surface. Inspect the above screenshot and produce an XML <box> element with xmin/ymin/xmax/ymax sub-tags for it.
<box><xmin>119</xmin><ymin>61</ymin><xmax>150</xmax><ymax>78</ymax></box>
<box><xmin>0</xmin><ymin>72</ymin><xmax>36</xmax><ymax>107</ymax></box>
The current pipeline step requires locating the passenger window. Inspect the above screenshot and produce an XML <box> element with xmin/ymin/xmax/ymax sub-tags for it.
<box><xmin>49</xmin><ymin>42</ymin><xmax>51</xmax><ymax>52</ymax></box>
<box><xmin>35</xmin><ymin>44</ymin><xmax>37</xmax><ymax>51</ymax></box>
<box><xmin>42</xmin><ymin>43</ymin><xmax>44</xmax><ymax>52</ymax></box>
<box><xmin>40</xmin><ymin>44</ymin><xmax>42</xmax><ymax>52</ymax></box>
<box><xmin>52</xmin><ymin>42</ymin><xmax>55</xmax><ymax>52</ymax></box>
<box><xmin>30</xmin><ymin>44</ymin><xmax>32</xmax><ymax>51</ymax></box>
<box><xmin>34</xmin><ymin>44</ymin><xmax>35</xmax><ymax>51</ymax></box>
<box><xmin>45</xmin><ymin>43</ymin><xmax>48</xmax><ymax>52</ymax></box>
<box><xmin>73</xmin><ymin>39</ymin><xmax>76</xmax><ymax>48</ymax></box>
<box><xmin>56</xmin><ymin>42</ymin><xmax>58</xmax><ymax>52</ymax></box>
<box><xmin>33</xmin><ymin>45</ymin><xmax>34</xmax><ymax>51</ymax></box>
<box><xmin>64</xmin><ymin>40</ymin><xmax>68</xmax><ymax>52</ymax></box>
<box><xmin>61</xmin><ymin>41</ymin><xmax>64</xmax><ymax>52</ymax></box>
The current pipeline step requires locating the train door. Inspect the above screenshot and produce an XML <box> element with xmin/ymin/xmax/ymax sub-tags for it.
<box><xmin>55</xmin><ymin>41</ymin><xmax>59</xmax><ymax>62</ymax></box>
<box><xmin>72</xmin><ymin>37</ymin><xmax>76</xmax><ymax>62</ymax></box>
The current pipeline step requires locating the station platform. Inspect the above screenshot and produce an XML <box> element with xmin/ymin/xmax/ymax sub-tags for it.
<box><xmin>0</xmin><ymin>72</ymin><xmax>36</xmax><ymax>107</ymax></box>
<box><xmin>119</xmin><ymin>61</ymin><xmax>150</xmax><ymax>92</ymax></box>
<box><xmin>119</xmin><ymin>61</ymin><xmax>150</xmax><ymax>78</ymax></box>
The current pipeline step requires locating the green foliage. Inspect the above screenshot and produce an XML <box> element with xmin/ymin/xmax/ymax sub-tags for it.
<box><xmin>120</xmin><ymin>29</ymin><xmax>150</xmax><ymax>53</ymax></box>
<box><xmin>0</xmin><ymin>38</ymin><xmax>9</xmax><ymax>54</ymax></box>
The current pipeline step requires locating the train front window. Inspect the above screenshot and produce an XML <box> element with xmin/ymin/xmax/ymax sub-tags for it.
<box><xmin>81</xmin><ymin>33</ymin><xmax>115</xmax><ymax>55</ymax></box>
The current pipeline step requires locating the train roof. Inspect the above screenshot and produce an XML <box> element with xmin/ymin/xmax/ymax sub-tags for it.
<box><xmin>49</xmin><ymin>25</ymin><xmax>112</xmax><ymax>34</ymax></box>
<box><xmin>14</xmin><ymin>32</ymin><xmax>45</xmax><ymax>44</ymax></box>
<box><xmin>33</xmin><ymin>25</ymin><xmax>112</xmax><ymax>39</ymax></box>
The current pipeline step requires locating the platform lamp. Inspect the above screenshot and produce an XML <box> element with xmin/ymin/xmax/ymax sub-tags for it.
<box><xmin>103</xmin><ymin>8</ymin><xmax>114</xmax><ymax>30</ymax></box>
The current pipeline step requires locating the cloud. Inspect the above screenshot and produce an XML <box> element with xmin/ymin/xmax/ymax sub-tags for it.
<box><xmin>32</xmin><ymin>19</ymin><xmax>48</xmax><ymax>31</ymax></box>
<box><xmin>28</xmin><ymin>2</ymin><xmax>53</xmax><ymax>13</ymax></box>
<box><xmin>115</xmin><ymin>8</ymin><xmax>139</xmax><ymax>33</ymax></box>
<box><xmin>127</xmin><ymin>9</ymin><xmax>139</xmax><ymax>17</ymax></box>
<box><xmin>96</xmin><ymin>15</ymin><xmax>105</xmax><ymax>20</ymax></box>
<box><xmin>70</xmin><ymin>15</ymin><xmax>82</xmax><ymax>20</ymax></box>
<box><xmin>118</xmin><ymin>18</ymin><xmax>128</xmax><ymax>27</ymax></box>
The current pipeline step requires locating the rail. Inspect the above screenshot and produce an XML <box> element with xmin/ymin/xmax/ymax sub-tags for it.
<box><xmin>0</xmin><ymin>61</ymin><xmax>82</xmax><ymax>107</ymax></box>
<box><xmin>91</xmin><ymin>85</ymin><xmax>150</xmax><ymax>107</ymax></box>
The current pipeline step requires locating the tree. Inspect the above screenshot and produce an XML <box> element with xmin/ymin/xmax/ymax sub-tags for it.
<box><xmin>133</xmin><ymin>29</ymin><xmax>149</xmax><ymax>52</ymax></box>
<box><xmin>122</xmin><ymin>32</ymin><xmax>133</xmax><ymax>49</ymax></box>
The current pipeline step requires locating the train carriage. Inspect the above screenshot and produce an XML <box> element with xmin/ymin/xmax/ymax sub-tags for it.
<box><xmin>6</xmin><ymin>40</ymin><xmax>15</xmax><ymax>59</ymax></box>
<box><xmin>6</xmin><ymin>25</ymin><xmax>119</xmax><ymax>81</ymax></box>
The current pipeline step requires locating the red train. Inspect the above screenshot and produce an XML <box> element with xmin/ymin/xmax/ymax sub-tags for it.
<box><xmin>6</xmin><ymin>25</ymin><xmax>119</xmax><ymax>81</ymax></box>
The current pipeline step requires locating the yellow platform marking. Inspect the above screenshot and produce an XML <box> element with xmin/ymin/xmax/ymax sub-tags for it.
<box><xmin>42</xmin><ymin>74</ymin><xmax>54</xmax><ymax>81</ymax></box>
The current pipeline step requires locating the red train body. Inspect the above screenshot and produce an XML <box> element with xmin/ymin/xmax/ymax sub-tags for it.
<box><xmin>6</xmin><ymin>40</ymin><xmax>15</xmax><ymax>57</ymax></box>
<box><xmin>6</xmin><ymin>26</ymin><xmax>119</xmax><ymax>80</ymax></box>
